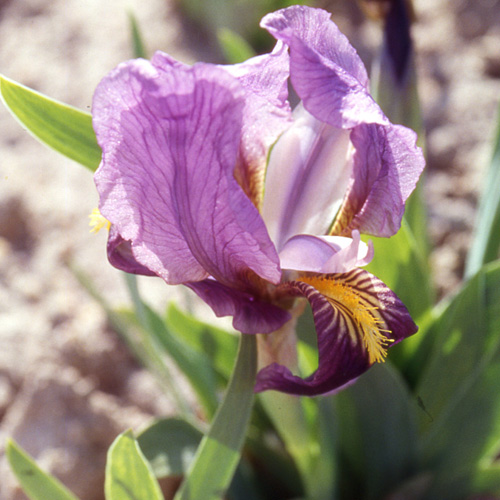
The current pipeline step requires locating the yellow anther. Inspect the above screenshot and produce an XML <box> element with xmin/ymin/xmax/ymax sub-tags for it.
<box><xmin>89</xmin><ymin>208</ymin><xmax>110</xmax><ymax>234</ymax></box>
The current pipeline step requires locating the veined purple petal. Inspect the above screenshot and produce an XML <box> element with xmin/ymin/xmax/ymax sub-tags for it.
<box><xmin>151</xmin><ymin>51</ymin><xmax>187</xmax><ymax>71</ymax></box>
<box><xmin>331</xmin><ymin>123</ymin><xmax>425</xmax><ymax>237</ymax></box>
<box><xmin>261</xmin><ymin>6</ymin><xmax>425</xmax><ymax>240</ymax></box>
<box><xmin>262</xmin><ymin>6</ymin><xmax>368</xmax><ymax>86</ymax></box>
<box><xmin>223</xmin><ymin>42</ymin><xmax>292</xmax><ymax>208</ymax></box>
<box><xmin>279</xmin><ymin>230</ymin><xmax>373</xmax><ymax>274</ymax></box>
<box><xmin>261</xmin><ymin>6</ymin><xmax>387</xmax><ymax>129</ymax></box>
<box><xmin>262</xmin><ymin>104</ymin><xmax>353</xmax><ymax>248</ymax></box>
<box><xmin>93</xmin><ymin>58</ymin><xmax>281</xmax><ymax>287</ymax></box>
<box><xmin>154</xmin><ymin>47</ymin><xmax>292</xmax><ymax>210</ymax></box>
<box><xmin>255</xmin><ymin>268</ymin><xmax>417</xmax><ymax>396</ymax></box>
<box><xmin>187</xmin><ymin>279</ymin><xmax>291</xmax><ymax>335</ymax></box>
<box><xmin>107</xmin><ymin>226</ymin><xmax>156</xmax><ymax>276</ymax></box>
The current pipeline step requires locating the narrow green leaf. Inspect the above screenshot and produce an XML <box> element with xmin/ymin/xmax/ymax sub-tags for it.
<box><xmin>416</xmin><ymin>260</ymin><xmax>500</xmax><ymax>497</ymax></box>
<box><xmin>278</xmin><ymin>300</ymin><xmax>336</xmax><ymax>499</ymax></box>
<box><xmin>311</xmin><ymin>397</ymin><xmax>338</xmax><ymax>499</ymax></box>
<box><xmin>258</xmin><ymin>391</ymin><xmax>310</xmax><ymax>491</ymax></box>
<box><xmin>122</xmin><ymin>274</ymin><xmax>195</xmax><ymax>419</ymax></box>
<box><xmin>403</xmin><ymin>183</ymin><xmax>430</xmax><ymax>266</ymax></box>
<box><xmin>124</xmin><ymin>275</ymin><xmax>219</xmax><ymax>417</ymax></box>
<box><xmin>259</xmin><ymin>309</ymin><xmax>337</xmax><ymax>499</ymax></box>
<box><xmin>217</xmin><ymin>28</ymin><xmax>256</xmax><ymax>64</ymax></box>
<box><xmin>371</xmin><ymin>32</ymin><xmax>423</xmax><ymax>134</ymax></box>
<box><xmin>69</xmin><ymin>264</ymin><xmax>145</xmax><ymax>364</ymax></box>
<box><xmin>365</xmin><ymin>221</ymin><xmax>433</xmax><ymax>321</ymax></box>
<box><xmin>105</xmin><ymin>430</ymin><xmax>163</xmax><ymax>500</ymax></box>
<box><xmin>335</xmin><ymin>363</ymin><xmax>418</xmax><ymax>500</ymax></box>
<box><xmin>244</xmin><ymin>433</ymin><xmax>303</xmax><ymax>498</ymax></box>
<box><xmin>225</xmin><ymin>462</ymin><xmax>263</xmax><ymax>500</ymax></box>
<box><xmin>70</xmin><ymin>264</ymin><xmax>195</xmax><ymax>421</ymax></box>
<box><xmin>417</xmin><ymin>260</ymin><xmax>500</xmax><ymax>428</ymax></box>
<box><xmin>174</xmin><ymin>334</ymin><xmax>256</xmax><ymax>500</ymax></box>
<box><xmin>138</xmin><ymin>418</ymin><xmax>203</xmax><ymax>479</ymax></box>
<box><xmin>137</xmin><ymin>419</ymin><xmax>266</xmax><ymax>500</ymax></box>
<box><xmin>472</xmin><ymin>463</ymin><xmax>500</xmax><ymax>497</ymax></box>
<box><xmin>139</xmin><ymin>305</ymin><xmax>220</xmax><ymax>417</ymax></box>
<box><xmin>465</xmin><ymin>100</ymin><xmax>500</xmax><ymax>277</ymax></box>
<box><xmin>128</xmin><ymin>11</ymin><xmax>148</xmax><ymax>59</ymax></box>
<box><xmin>0</xmin><ymin>75</ymin><xmax>101</xmax><ymax>171</ymax></box>
<box><xmin>6</xmin><ymin>439</ymin><xmax>79</xmax><ymax>500</ymax></box>
<box><xmin>165</xmin><ymin>303</ymin><xmax>238</xmax><ymax>381</ymax></box>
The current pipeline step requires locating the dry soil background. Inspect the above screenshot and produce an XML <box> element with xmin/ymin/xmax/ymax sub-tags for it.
<box><xmin>0</xmin><ymin>0</ymin><xmax>499</xmax><ymax>499</ymax></box>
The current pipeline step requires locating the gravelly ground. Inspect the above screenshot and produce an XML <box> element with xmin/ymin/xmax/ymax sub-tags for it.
<box><xmin>0</xmin><ymin>0</ymin><xmax>499</xmax><ymax>498</ymax></box>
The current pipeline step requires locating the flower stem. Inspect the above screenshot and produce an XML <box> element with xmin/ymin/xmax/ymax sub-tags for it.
<box><xmin>174</xmin><ymin>333</ymin><xmax>257</xmax><ymax>500</ymax></box>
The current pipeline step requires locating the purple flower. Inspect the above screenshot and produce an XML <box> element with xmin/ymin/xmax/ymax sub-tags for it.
<box><xmin>92</xmin><ymin>6</ymin><xmax>424</xmax><ymax>396</ymax></box>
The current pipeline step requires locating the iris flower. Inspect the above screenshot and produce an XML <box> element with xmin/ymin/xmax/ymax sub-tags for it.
<box><xmin>92</xmin><ymin>6</ymin><xmax>424</xmax><ymax>396</ymax></box>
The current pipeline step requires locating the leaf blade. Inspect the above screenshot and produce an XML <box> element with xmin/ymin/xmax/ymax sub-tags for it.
<box><xmin>105</xmin><ymin>430</ymin><xmax>164</xmax><ymax>500</ymax></box>
<box><xmin>335</xmin><ymin>363</ymin><xmax>418</xmax><ymax>500</ymax></box>
<box><xmin>123</xmin><ymin>274</ymin><xmax>220</xmax><ymax>418</ymax></box>
<box><xmin>416</xmin><ymin>261</ymin><xmax>500</xmax><ymax>497</ymax></box>
<box><xmin>138</xmin><ymin>418</ymin><xmax>203</xmax><ymax>479</ymax></box>
<box><xmin>128</xmin><ymin>11</ymin><xmax>148</xmax><ymax>59</ymax></box>
<box><xmin>465</xmin><ymin>100</ymin><xmax>500</xmax><ymax>277</ymax></box>
<box><xmin>165</xmin><ymin>303</ymin><xmax>238</xmax><ymax>382</ymax></box>
<box><xmin>6</xmin><ymin>439</ymin><xmax>79</xmax><ymax>500</ymax></box>
<box><xmin>217</xmin><ymin>28</ymin><xmax>256</xmax><ymax>64</ymax></box>
<box><xmin>0</xmin><ymin>75</ymin><xmax>101</xmax><ymax>171</ymax></box>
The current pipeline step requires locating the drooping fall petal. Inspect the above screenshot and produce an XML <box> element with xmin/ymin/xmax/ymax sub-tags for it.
<box><xmin>93</xmin><ymin>58</ymin><xmax>281</xmax><ymax>288</ymax></box>
<box><xmin>106</xmin><ymin>226</ymin><xmax>156</xmax><ymax>276</ymax></box>
<box><xmin>152</xmin><ymin>46</ymin><xmax>293</xmax><ymax>209</ymax></box>
<box><xmin>187</xmin><ymin>279</ymin><xmax>291</xmax><ymax>335</ymax></box>
<box><xmin>255</xmin><ymin>268</ymin><xmax>417</xmax><ymax>396</ymax></box>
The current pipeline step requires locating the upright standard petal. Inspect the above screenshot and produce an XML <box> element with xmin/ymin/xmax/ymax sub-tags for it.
<box><xmin>262</xmin><ymin>104</ymin><xmax>352</xmax><ymax>248</ymax></box>
<box><xmin>255</xmin><ymin>268</ymin><xmax>417</xmax><ymax>396</ymax></box>
<box><xmin>93</xmin><ymin>58</ymin><xmax>281</xmax><ymax>287</ymax></box>
<box><xmin>261</xmin><ymin>6</ymin><xmax>425</xmax><ymax>241</ymax></box>
<box><xmin>261</xmin><ymin>6</ymin><xmax>387</xmax><ymax>129</ymax></box>
<box><xmin>331</xmin><ymin>123</ymin><xmax>425</xmax><ymax>237</ymax></box>
<box><xmin>223</xmin><ymin>42</ymin><xmax>292</xmax><ymax>208</ymax></box>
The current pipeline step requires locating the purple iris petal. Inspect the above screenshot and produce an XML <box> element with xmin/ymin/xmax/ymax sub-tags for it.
<box><xmin>261</xmin><ymin>6</ymin><xmax>387</xmax><ymax>129</ymax></box>
<box><xmin>93</xmin><ymin>58</ymin><xmax>281</xmax><ymax>287</ymax></box>
<box><xmin>255</xmin><ymin>268</ymin><xmax>417</xmax><ymax>396</ymax></box>
<box><xmin>107</xmin><ymin>226</ymin><xmax>156</xmax><ymax>276</ymax></box>
<box><xmin>187</xmin><ymin>280</ymin><xmax>291</xmax><ymax>335</ymax></box>
<box><xmin>261</xmin><ymin>6</ymin><xmax>424</xmax><ymax>240</ymax></box>
<box><xmin>93</xmin><ymin>5</ymin><xmax>423</xmax><ymax>397</ymax></box>
<box><xmin>223</xmin><ymin>42</ymin><xmax>292</xmax><ymax>207</ymax></box>
<box><xmin>153</xmin><ymin>47</ymin><xmax>292</xmax><ymax>208</ymax></box>
<box><xmin>333</xmin><ymin>123</ymin><xmax>425</xmax><ymax>237</ymax></box>
<box><xmin>279</xmin><ymin>230</ymin><xmax>373</xmax><ymax>274</ymax></box>
<box><xmin>262</xmin><ymin>104</ymin><xmax>353</xmax><ymax>248</ymax></box>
